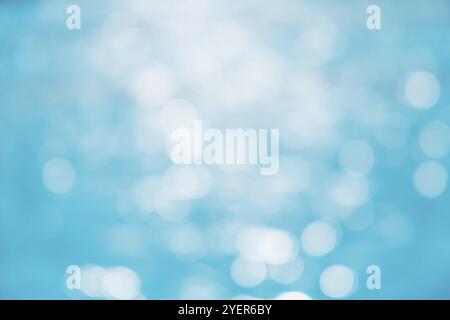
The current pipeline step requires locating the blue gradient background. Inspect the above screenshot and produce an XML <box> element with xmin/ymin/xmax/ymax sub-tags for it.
<box><xmin>1</xmin><ymin>0</ymin><xmax>450</xmax><ymax>299</ymax></box>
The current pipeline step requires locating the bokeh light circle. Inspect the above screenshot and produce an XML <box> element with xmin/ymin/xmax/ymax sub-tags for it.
<box><xmin>404</xmin><ymin>71</ymin><xmax>440</xmax><ymax>109</ymax></box>
<box><xmin>268</xmin><ymin>258</ymin><xmax>304</xmax><ymax>284</ymax></box>
<box><xmin>320</xmin><ymin>265</ymin><xmax>355</xmax><ymax>298</ymax></box>
<box><xmin>301</xmin><ymin>221</ymin><xmax>337</xmax><ymax>257</ymax></box>
<box><xmin>231</xmin><ymin>258</ymin><xmax>267</xmax><ymax>287</ymax></box>
<box><xmin>419</xmin><ymin>121</ymin><xmax>450</xmax><ymax>159</ymax></box>
<box><xmin>275</xmin><ymin>291</ymin><xmax>312</xmax><ymax>300</ymax></box>
<box><xmin>413</xmin><ymin>161</ymin><xmax>448</xmax><ymax>198</ymax></box>
<box><xmin>101</xmin><ymin>267</ymin><xmax>141</xmax><ymax>300</ymax></box>
<box><xmin>42</xmin><ymin>157</ymin><xmax>76</xmax><ymax>194</ymax></box>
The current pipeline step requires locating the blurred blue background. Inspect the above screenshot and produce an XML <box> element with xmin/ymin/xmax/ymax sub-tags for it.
<box><xmin>1</xmin><ymin>0</ymin><xmax>450</xmax><ymax>299</ymax></box>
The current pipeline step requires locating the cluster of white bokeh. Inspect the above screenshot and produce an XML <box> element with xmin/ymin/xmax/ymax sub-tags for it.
<box><xmin>35</xmin><ymin>0</ymin><xmax>449</xmax><ymax>299</ymax></box>
<box><xmin>71</xmin><ymin>265</ymin><xmax>143</xmax><ymax>300</ymax></box>
<box><xmin>403</xmin><ymin>69</ymin><xmax>449</xmax><ymax>199</ymax></box>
